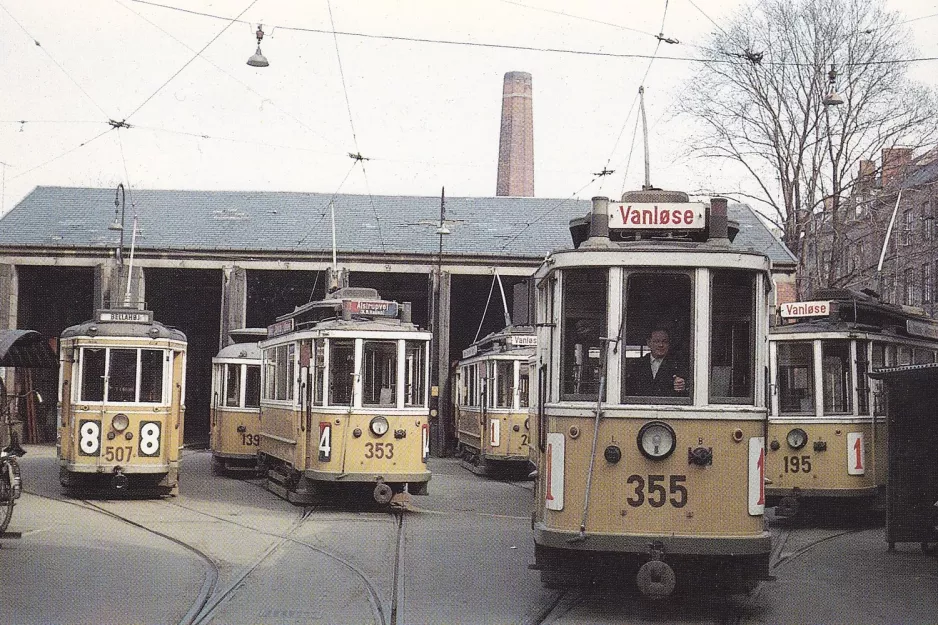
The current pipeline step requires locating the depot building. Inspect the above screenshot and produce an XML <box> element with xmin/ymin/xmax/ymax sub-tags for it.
<box><xmin>0</xmin><ymin>186</ymin><xmax>796</xmax><ymax>450</ymax></box>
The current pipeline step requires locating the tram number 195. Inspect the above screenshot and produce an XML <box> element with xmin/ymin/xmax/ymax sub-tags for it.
<box><xmin>783</xmin><ymin>455</ymin><xmax>812</xmax><ymax>473</ymax></box>
<box><xmin>626</xmin><ymin>474</ymin><xmax>688</xmax><ymax>508</ymax></box>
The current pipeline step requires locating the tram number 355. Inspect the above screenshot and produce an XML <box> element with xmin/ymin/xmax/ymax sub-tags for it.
<box><xmin>783</xmin><ymin>455</ymin><xmax>812</xmax><ymax>473</ymax></box>
<box><xmin>626</xmin><ymin>474</ymin><xmax>688</xmax><ymax>508</ymax></box>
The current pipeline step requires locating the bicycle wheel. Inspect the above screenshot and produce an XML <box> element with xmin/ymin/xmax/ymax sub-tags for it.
<box><xmin>0</xmin><ymin>457</ymin><xmax>21</xmax><ymax>535</ymax></box>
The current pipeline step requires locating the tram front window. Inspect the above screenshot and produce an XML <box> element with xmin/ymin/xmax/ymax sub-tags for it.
<box><xmin>329</xmin><ymin>339</ymin><xmax>355</xmax><ymax>406</ymax></box>
<box><xmin>778</xmin><ymin>342</ymin><xmax>814</xmax><ymax>414</ymax></box>
<box><xmin>710</xmin><ymin>272</ymin><xmax>754</xmax><ymax>402</ymax></box>
<box><xmin>80</xmin><ymin>348</ymin><xmax>105</xmax><ymax>401</ymax></box>
<box><xmin>496</xmin><ymin>360</ymin><xmax>513</xmax><ymax>408</ymax></box>
<box><xmin>363</xmin><ymin>340</ymin><xmax>397</xmax><ymax>407</ymax></box>
<box><xmin>245</xmin><ymin>365</ymin><xmax>261</xmax><ymax>408</ymax></box>
<box><xmin>138</xmin><ymin>349</ymin><xmax>164</xmax><ymax>403</ymax></box>
<box><xmin>822</xmin><ymin>340</ymin><xmax>853</xmax><ymax>414</ymax></box>
<box><xmin>622</xmin><ymin>273</ymin><xmax>692</xmax><ymax>401</ymax></box>
<box><xmin>404</xmin><ymin>341</ymin><xmax>426</xmax><ymax>407</ymax></box>
<box><xmin>519</xmin><ymin>362</ymin><xmax>530</xmax><ymax>408</ymax></box>
<box><xmin>109</xmin><ymin>349</ymin><xmax>137</xmax><ymax>402</ymax></box>
<box><xmin>561</xmin><ymin>268</ymin><xmax>607</xmax><ymax>400</ymax></box>
<box><xmin>225</xmin><ymin>364</ymin><xmax>241</xmax><ymax>407</ymax></box>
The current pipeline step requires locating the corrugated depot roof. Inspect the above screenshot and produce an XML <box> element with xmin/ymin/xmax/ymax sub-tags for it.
<box><xmin>0</xmin><ymin>186</ymin><xmax>795</xmax><ymax>265</ymax></box>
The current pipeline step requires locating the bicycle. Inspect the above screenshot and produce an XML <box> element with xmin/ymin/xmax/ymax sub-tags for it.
<box><xmin>1</xmin><ymin>386</ymin><xmax>40</xmax><ymax>536</ymax></box>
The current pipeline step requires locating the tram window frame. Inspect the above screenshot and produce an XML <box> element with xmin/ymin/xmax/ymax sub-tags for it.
<box><xmin>709</xmin><ymin>271</ymin><xmax>756</xmax><ymax>404</ymax></box>
<box><xmin>821</xmin><ymin>340</ymin><xmax>853</xmax><ymax>415</ymax></box>
<box><xmin>519</xmin><ymin>361</ymin><xmax>530</xmax><ymax>408</ymax></box>
<box><xmin>495</xmin><ymin>359</ymin><xmax>513</xmax><ymax>408</ymax></box>
<box><xmin>777</xmin><ymin>341</ymin><xmax>815</xmax><ymax>415</ymax></box>
<box><xmin>560</xmin><ymin>268</ymin><xmax>608</xmax><ymax>401</ymax></box>
<box><xmin>856</xmin><ymin>340</ymin><xmax>870</xmax><ymax>416</ymax></box>
<box><xmin>78</xmin><ymin>346</ymin><xmax>166</xmax><ymax>404</ymax></box>
<box><xmin>245</xmin><ymin>365</ymin><xmax>261</xmax><ymax>408</ymax></box>
<box><xmin>79</xmin><ymin>347</ymin><xmax>106</xmax><ymax>402</ymax></box>
<box><xmin>404</xmin><ymin>340</ymin><xmax>427</xmax><ymax>408</ymax></box>
<box><xmin>362</xmin><ymin>340</ymin><xmax>398</xmax><ymax>407</ymax></box>
<box><xmin>621</xmin><ymin>271</ymin><xmax>693</xmax><ymax>404</ymax></box>
<box><xmin>313</xmin><ymin>339</ymin><xmax>325</xmax><ymax>406</ymax></box>
<box><xmin>224</xmin><ymin>363</ymin><xmax>241</xmax><ymax>407</ymax></box>
<box><xmin>329</xmin><ymin>339</ymin><xmax>355</xmax><ymax>407</ymax></box>
<box><xmin>108</xmin><ymin>349</ymin><xmax>138</xmax><ymax>402</ymax></box>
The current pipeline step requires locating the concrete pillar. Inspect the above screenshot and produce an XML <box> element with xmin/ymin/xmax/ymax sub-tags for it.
<box><xmin>435</xmin><ymin>270</ymin><xmax>452</xmax><ymax>454</ymax></box>
<box><xmin>219</xmin><ymin>266</ymin><xmax>248</xmax><ymax>349</ymax></box>
<box><xmin>94</xmin><ymin>261</ymin><xmax>144</xmax><ymax>309</ymax></box>
<box><xmin>0</xmin><ymin>264</ymin><xmax>18</xmax><ymax>396</ymax></box>
<box><xmin>496</xmin><ymin>71</ymin><xmax>535</xmax><ymax>197</ymax></box>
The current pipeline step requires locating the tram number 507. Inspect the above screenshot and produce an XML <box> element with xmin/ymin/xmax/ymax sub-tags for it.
<box><xmin>626</xmin><ymin>474</ymin><xmax>688</xmax><ymax>508</ymax></box>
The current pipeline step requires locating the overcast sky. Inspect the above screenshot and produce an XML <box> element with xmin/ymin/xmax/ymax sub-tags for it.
<box><xmin>2</xmin><ymin>0</ymin><xmax>937</xmax><ymax>218</ymax></box>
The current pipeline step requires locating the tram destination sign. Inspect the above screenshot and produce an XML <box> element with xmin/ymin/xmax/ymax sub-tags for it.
<box><xmin>906</xmin><ymin>318</ymin><xmax>938</xmax><ymax>341</ymax></box>
<box><xmin>97</xmin><ymin>309</ymin><xmax>153</xmax><ymax>323</ymax></box>
<box><xmin>267</xmin><ymin>318</ymin><xmax>295</xmax><ymax>338</ymax></box>
<box><xmin>509</xmin><ymin>335</ymin><xmax>537</xmax><ymax>346</ymax></box>
<box><xmin>608</xmin><ymin>202</ymin><xmax>707</xmax><ymax>230</ymax></box>
<box><xmin>344</xmin><ymin>300</ymin><xmax>399</xmax><ymax>317</ymax></box>
<box><xmin>780</xmin><ymin>300</ymin><xmax>831</xmax><ymax>318</ymax></box>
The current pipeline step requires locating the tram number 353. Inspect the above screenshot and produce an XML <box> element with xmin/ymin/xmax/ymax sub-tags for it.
<box><xmin>783</xmin><ymin>455</ymin><xmax>812</xmax><ymax>473</ymax></box>
<box><xmin>626</xmin><ymin>474</ymin><xmax>688</xmax><ymax>508</ymax></box>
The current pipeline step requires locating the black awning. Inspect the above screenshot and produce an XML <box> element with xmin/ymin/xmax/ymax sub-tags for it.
<box><xmin>0</xmin><ymin>330</ymin><xmax>58</xmax><ymax>368</ymax></box>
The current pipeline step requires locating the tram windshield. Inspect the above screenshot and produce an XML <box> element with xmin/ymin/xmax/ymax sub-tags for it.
<box><xmin>362</xmin><ymin>340</ymin><xmax>397</xmax><ymax>407</ymax></box>
<box><xmin>561</xmin><ymin>268</ymin><xmax>607</xmax><ymax>400</ymax></box>
<box><xmin>821</xmin><ymin>340</ymin><xmax>853</xmax><ymax>414</ymax></box>
<box><xmin>777</xmin><ymin>342</ymin><xmax>814</xmax><ymax>414</ymax></box>
<box><xmin>79</xmin><ymin>347</ymin><xmax>166</xmax><ymax>403</ymax></box>
<box><xmin>622</xmin><ymin>272</ymin><xmax>692</xmax><ymax>402</ymax></box>
<box><xmin>495</xmin><ymin>360</ymin><xmax>513</xmax><ymax>408</ymax></box>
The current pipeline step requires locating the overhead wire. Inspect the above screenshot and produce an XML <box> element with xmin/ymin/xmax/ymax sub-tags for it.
<box><xmin>0</xmin><ymin>2</ymin><xmax>112</xmax><ymax>119</ymax></box>
<box><xmin>9</xmin><ymin>127</ymin><xmax>115</xmax><ymax>180</ymax></box>
<box><xmin>293</xmin><ymin>158</ymin><xmax>361</xmax><ymax>249</ymax></box>
<box><xmin>326</xmin><ymin>0</ymin><xmax>386</xmax><ymax>254</ymax></box>
<box><xmin>499</xmin><ymin>0</ymin><xmax>660</xmax><ymax>39</ymax></box>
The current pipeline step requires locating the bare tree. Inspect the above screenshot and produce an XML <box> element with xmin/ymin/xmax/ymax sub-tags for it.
<box><xmin>680</xmin><ymin>0</ymin><xmax>938</xmax><ymax>296</ymax></box>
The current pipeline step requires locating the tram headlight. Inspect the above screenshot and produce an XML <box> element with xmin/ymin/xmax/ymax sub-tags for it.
<box><xmin>637</xmin><ymin>421</ymin><xmax>676</xmax><ymax>460</ymax></box>
<box><xmin>786</xmin><ymin>428</ymin><xmax>808</xmax><ymax>450</ymax></box>
<box><xmin>111</xmin><ymin>413</ymin><xmax>130</xmax><ymax>432</ymax></box>
<box><xmin>369</xmin><ymin>416</ymin><xmax>390</xmax><ymax>437</ymax></box>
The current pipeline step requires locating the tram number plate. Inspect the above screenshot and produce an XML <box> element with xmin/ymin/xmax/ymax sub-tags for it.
<box><xmin>783</xmin><ymin>455</ymin><xmax>812</xmax><ymax>473</ymax></box>
<box><xmin>364</xmin><ymin>442</ymin><xmax>394</xmax><ymax>459</ymax></box>
<box><xmin>104</xmin><ymin>446</ymin><xmax>134</xmax><ymax>462</ymax></box>
<box><xmin>239</xmin><ymin>433</ymin><xmax>260</xmax><ymax>446</ymax></box>
<box><xmin>626</xmin><ymin>474</ymin><xmax>688</xmax><ymax>508</ymax></box>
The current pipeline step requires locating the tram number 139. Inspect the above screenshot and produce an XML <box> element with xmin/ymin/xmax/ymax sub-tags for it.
<box><xmin>626</xmin><ymin>474</ymin><xmax>688</xmax><ymax>508</ymax></box>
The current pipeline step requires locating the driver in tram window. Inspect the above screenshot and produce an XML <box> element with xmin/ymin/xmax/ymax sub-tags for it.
<box><xmin>627</xmin><ymin>328</ymin><xmax>687</xmax><ymax>396</ymax></box>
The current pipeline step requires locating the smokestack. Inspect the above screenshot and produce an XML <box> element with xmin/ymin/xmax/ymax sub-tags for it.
<box><xmin>496</xmin><ymin>71</ymin><xmax>534</xmax><ymax>197</ymax></box>
<box><xmin>882</xmin><ymin>147</ymin><xmax>913</xmax><ymax>189</ymax></box>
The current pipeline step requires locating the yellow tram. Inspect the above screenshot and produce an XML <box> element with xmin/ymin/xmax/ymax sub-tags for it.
<box><xmin>767</xmin><ymin>290</ymin><xmax>938</xmax><ymax>517</ymax></box>
<box><xmin>210</xmin><ymin>328</ymin><xmax>265</xmax><ymax>475</ymax></box>
<box><xmin>57</xmin><ymin>308</ymin><xmax>187</xmax><ymax>496</ymax></box>
<box><xmin>454</xmin><ymin>325</ymin><xmax>535</xmax><ymax>475</ymax></box>
<box><xmin>530</xmin><ymin>191</ymin><xmax>772</xmax><ymax>597</ymax></box>
<box><xmin>257</xmin><ymin>285</ymin><xmax>432</xmax><ymax>504</ymax></box>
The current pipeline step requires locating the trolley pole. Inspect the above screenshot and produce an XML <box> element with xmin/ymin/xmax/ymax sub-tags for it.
<box><xmin>108</xmin><ymin>184</ymin><xmax>127</xmax><ymax>306</ymax></box>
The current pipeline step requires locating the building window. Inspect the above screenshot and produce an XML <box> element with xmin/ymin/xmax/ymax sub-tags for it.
<box><xmin>924</xmin><ymin>263</ymin><xmax>933</xmax><ymax>303</ymax></box>
<box><xmin>905</xmin><ymin>268</ymin><xmax>915</xmax><ymax>305</ymax></box>
<box><xmin>902</xmin><ymin>209</ymin><xmax>913</xmax><ymax>245</ymax></box>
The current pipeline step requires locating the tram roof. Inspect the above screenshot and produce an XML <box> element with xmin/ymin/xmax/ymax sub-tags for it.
<box><xmin>0</xmin><ymin>186</ymin><xmax>796</xmax><ymax>268</ymax></box>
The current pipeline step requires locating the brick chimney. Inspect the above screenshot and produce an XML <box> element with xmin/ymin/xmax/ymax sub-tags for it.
<box><xmin>882</xmin><ymin>147</ymin><xmax>913</xmax><ymax>188</ymax></box>
<box><xmin>496</xmin><ymin>71</ymin><xmax>534</xmax><ymax>197</ymax></box>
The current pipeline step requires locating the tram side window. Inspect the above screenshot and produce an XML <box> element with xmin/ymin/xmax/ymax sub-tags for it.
<box><xmin>710</xmin><ymin>271</ymin><xmax>755</xmax><ymax>403</ymax></box>
<box><xmin>561</xmin><ymin>268</ymin><xmax>608</xmax><ymax>400</ymax></box>
<box><xmin>329</xmin><ymin>339</ymin><xmax>355</xmax><ymax>406</ymax></box>
<box><xmin>263</xmin><ymin>349</ymin><xmax>276</xmax><ymax>401</ymax></box>
<box><xmin>467</xmin><ymin>364</ymin><xmax>477</xmax><ymax>407</ymax></box>
<box><xmin>139</xmin><ymin>349</ymin><xmax>164</xmax><ymax>403</ymax></box>
<box><xmin>496</xmin><ymin>360</ymin><xmax>513</xmax><ymax>408</ymax></box>
<box><xmin>856</xmin><ymin>340</ymin><xmax>870</xmax><ymax>416</ymax></box>
<box><xmin>519</xmin><ymin>361</ymin><xmax>530</xmax><ymax>408</ymax></box>
<box><xmin>622</xmin><ymin>273</ymin><xmax>692</xmax><ymax>401</ymax></box>
<box><xmin>872</xmin><ymin>342</ymin><xmax>886</xmax><ymax>416</ymax></box>
<box><xmin>80</xmin><ymin>347</ymin><xmax>106</xmax><ymax>401</ymax></box>
<box><xmin>287</xmin><ymin>344</ymin><xmax>296</xmax><ymax>403</ymax></box>
<box><xmin>245</xmin><ymin>365</ymin><xmax>261</xmax><ymax>408</ymax></box>
<box><xmin>313</xmin><ymin>340</ymin><xmax>325</xmax><ymax>406</ymax></box>
<box><xmin>109</xmin><ymin>349</ymin><xmax>137</xmax><ymax>402</ymax></box>
<box><xmin>778</xmin><ymin>342</ymin><xmax>814</xmax><ymax>414</ymax></box>
<box><xmin>404</xmin><ymin>341</ymin><xmax>426</xmax><ymax>407</ymax></box>
<box><xmin>363</xmin><ymin>340</ymin><xmax>397</xmax><ymax>407</ymax></box>
<box><xmin>822</xmin><ymin>340</ymin><xmax>853</xmax><ymax>414</ymax></box>
<box><xmin>225</xmin><ymin>364</ymin><xmax>241</xmax><ymax>407</ymax></box>
<box><xmin>913</xmin><ymin>348</ymin><xmax>935</xmax><ymax>364</ymax></box>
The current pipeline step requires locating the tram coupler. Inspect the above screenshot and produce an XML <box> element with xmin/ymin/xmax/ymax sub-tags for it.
<box><xmin>373</xmin><ymin>478</ymin><xmax>394</xmax><ymax>505</ymax></box>
<box><xmin>776</xmin><ymin>491</ymin><xmax>800</xmax><ymax>518</ymax></box>
<box><xmin>111</xmin><ymin>467</ymin><xmax>129</xmax><ymax>491</ymax></box>
<box><xmin>636</xmin><ymin>541</ymin><xmax>676</xmax><ymax>599</ymax></box>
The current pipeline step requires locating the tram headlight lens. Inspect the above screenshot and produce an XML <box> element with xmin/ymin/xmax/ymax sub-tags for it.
<box><xmin>369</xmin><ymin>416</ymin><xmax>390</xmax><ymax>437</ymax></box>
<box><xmin>112</xmin><ymin>413</ymin><xmax>130</xmax><ymax>432</ymax></box>
<box><xmin>637</xmin><ymin>421</ymin><xmax>676</xmax><ymax>460</ymax></box>
<box><xmin>786</xmin><ymin>428</ymin><xmax>808</xmax><ymax>450</ymax></box>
